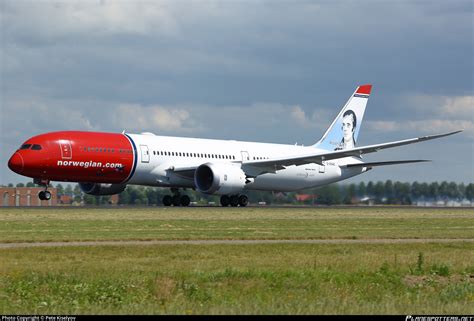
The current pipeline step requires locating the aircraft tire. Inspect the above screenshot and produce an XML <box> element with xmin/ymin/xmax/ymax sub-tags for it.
<box><xmin>172</xmin><ymin>195</ymin><xmax>181</xmax><ymax>206</ymax></box>
<box><xmin>238</xmin><ymin>194</ymin><xmax>248</xmax><ymax>207</ymax></box>
<box><xmin>38</xmin><ymin>191</ymin><xmax>45</xmax><ymax>200</ymax></box>
<box><xmin>162</xmin><ymin>195</ymin><xmax>172</xmax><ymax>206</ymax></box>
<box><xmin>230</xmin><ymin>195</ymin><xmax>239</xmax><ymax>207</ymax></box>
<box><xmin>180</xmin><ymin>195</ymin><xmax>191</xmax><ymax>207</ymax></box>
<box><xmin>220</xmin><ymin>195</ymin><xmax>230</xmax><ymax>207</ymax></box>
<box><xmin>44</xmin><ymin>191</ymin><xmax>52</xmax><ymax>200</ymax></box>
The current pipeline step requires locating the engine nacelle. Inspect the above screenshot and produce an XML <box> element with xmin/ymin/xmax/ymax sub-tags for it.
<box><xmin>194</xmin><ymin>163</ymin><xmax>246</xmax><ymax>195</ymax></box>
<box><xmin>79</xmin><ymin>182</ymin><xmax>127</xmax><ymax>196</ymax></box>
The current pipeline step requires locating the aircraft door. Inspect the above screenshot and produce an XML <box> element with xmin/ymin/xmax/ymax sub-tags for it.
<box><xmin>140</xmin><ymin>145</ymin><xmax>150</xmax><ymax>163</ymax></box>
<box><xmin>241</xmin><ymin>151</ymin><xmax>250</xmax><ymax>162</ymax></box>
<box><xmin>59</xmin><ymin>140</ymin><xmax>72</xmax><ymax>159</ymax></box>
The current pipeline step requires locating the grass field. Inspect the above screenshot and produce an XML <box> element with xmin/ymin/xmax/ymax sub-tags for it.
<box><xmin>0</xmin><ymin>207</ymin><xmax>473</xmax><ymax>314</ymax></box>
<box><xmin>0</xmin><ymin>207</ymin><xmax>473</xmax><ymax>242</ymax></box>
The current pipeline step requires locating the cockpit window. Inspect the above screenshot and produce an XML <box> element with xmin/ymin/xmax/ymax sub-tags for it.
<box><xmin>20</xmin><ymin>144</ymin><xmax>32</xmax><ymax>150</ymax></box>
<box><xmin>31</xmin><ymin>144</ymin><xmax>42</xmax><ymax>150</ymax></box>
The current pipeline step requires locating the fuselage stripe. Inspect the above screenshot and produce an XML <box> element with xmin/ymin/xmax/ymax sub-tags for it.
<box><xmin>122</xmin><ymin>134</ymin><xmax>138</xmax><ymax>184</ymax></box>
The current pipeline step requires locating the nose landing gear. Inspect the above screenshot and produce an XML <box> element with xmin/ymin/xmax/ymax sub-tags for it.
<box><xmin>34</xmin><ymin>179</ymin><xmax>52</xmax><ymax>201</ymax></box>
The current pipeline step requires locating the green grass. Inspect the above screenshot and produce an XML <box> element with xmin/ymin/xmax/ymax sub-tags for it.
<box><xmin>0</xmin><ymin>207</ymin><xmax>472</xmax><ymax>314</ymax></box>
<box><xmin>1</xmin><ymin>243</ymin><xmax>472</xmax><ymax>314</ymax></box>
<box><xmin>0</xmin><ymin>207</ymin><xmax>473</xmax><ymax>242</ymax></box>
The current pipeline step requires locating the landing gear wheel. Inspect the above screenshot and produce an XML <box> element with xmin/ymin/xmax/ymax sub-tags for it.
<box><xmin>172</xmin><ymin>195</ymin><xmax>181</xmax><ymax>206</ymax></box>
<box><xmin>162</xmin><ymin>195</ymin><xmax>172</xmax><ymax>206</ymax></box>
<box><xmin>180</xmin><ymin>195</ymin><xmax>191</xmax><ymax>207</ymax></box>
<box><xmin>220</xmin><ymin>195</ymin><xmax>230</xmax><ymax>207</ymax></box>
<box><xmin>38</xmin><ymin>190</ymin><xmax>51</xmax><ymax>201</ymax></box>
<box><xmin>230</xmin><ymin>195</ymin><xmax>239</xmax><ymax>207</ymax></box>
<box><xmin>44</xmin><ymin>191</ymin><xmax>52</xmax><ymax>200</ymax></box>
<box><xmin>238</xmin><ymin>194</ymin><xmax>248</xmax><ymax>207</ymax></box>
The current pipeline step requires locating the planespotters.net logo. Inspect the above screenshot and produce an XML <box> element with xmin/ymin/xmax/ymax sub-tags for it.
<box><xmin>406</xmin><ymin>316</ymin><xmax>473</xmax><ymax>321</ymax></box>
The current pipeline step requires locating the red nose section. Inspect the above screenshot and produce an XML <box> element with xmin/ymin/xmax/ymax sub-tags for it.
<box><xmin>8</xmin><ymin>152</ymin><xmax>24</xmax><ymax>174</ymax></box>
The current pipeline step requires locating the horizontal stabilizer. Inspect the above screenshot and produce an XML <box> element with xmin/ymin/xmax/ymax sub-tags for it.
<box><xmin>345</xmin><ymin>160</ymin><xmax>430</xmax><ymax>168</ymax></box>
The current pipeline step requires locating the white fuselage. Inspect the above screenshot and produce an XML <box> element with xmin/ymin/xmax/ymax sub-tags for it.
<box><xmin>126</xmin><ymin>133</ymin><xmax>366</xmax><ymax>192</ymax></box>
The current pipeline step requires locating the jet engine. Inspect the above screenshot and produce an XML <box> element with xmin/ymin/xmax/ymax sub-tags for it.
<box><xmin>79</xmin><ymin>182</ymin><xmax>127</xmax><ymax>195</ymax></box>
<box><xmin>194</xmin><ymin>163</ymin><xmax>246</xmax><ymax>195</ymax></box>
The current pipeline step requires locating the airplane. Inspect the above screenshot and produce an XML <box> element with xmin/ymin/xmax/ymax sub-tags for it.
<box><xmin>8</xmin><ymin>84</ymin><xmax>461</xmax><ymax>207</ymax></box>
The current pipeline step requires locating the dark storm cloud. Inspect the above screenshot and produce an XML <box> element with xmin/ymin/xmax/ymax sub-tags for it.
<box><xmin>1</xmin><ymin>0</ymin><xmax>472</xmax><ymax>184</ymax></box>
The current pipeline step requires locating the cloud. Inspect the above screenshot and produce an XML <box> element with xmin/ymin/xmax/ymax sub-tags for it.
<box><xmin>2</xmin><ymin>99</ymin><xmax>95</xmax><ymax>136</ymax></box>
<box><xmin>1</xmin><ymin>1</ymin><xmax>472</xmax><ymax>184</ymax></box>
<box><xmin>440</xmin><ymin>96</ymin><xmax>474</xmax><ymax>116</ymax></box>
<box><xmin>2</xmin><ymin>1</ymin><xmax>179</xmax><ymax>39</ymax></box>
<box><xmin>113</xmin><ymin>104</ymin><xmax>196</xmax><ymax>133</ymax></box>
<box><xmin>290</xmin><ymin>106</ymin><xmax>308</xmax><ymax>126</ymax></box>
<box><xmin>290</xmin><ymin>105</ymin><xmax>329</xmax><ymax>130</ymax></box>
<box><xmin>366</xmin><ymin>121</ymin><xmax>400</xmax><ymax>132</ymax></box>
<box><xmin>367</xmin><ymin>95</ymin><xmax>473</xmax><ymax>139</ymax></box>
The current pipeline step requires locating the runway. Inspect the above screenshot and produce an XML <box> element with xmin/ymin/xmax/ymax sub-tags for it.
<box><xmin>0</xmin><ymin>238</ymin><xmax>472</xmax><ymax>249</ymax></box>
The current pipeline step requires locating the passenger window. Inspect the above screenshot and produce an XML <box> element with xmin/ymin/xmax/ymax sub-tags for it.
<box><xmin>31</xmin><ymin>144</ymin><xmax>42</xmax><ymax>150</ymax></box>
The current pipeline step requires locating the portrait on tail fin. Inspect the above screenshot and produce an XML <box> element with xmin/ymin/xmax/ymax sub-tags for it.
<box><xmin>313</xmin><ymin>84</ymin><xmax>370</xmax><ymax>151</ymax></box>
<box><xmin>335</xmin><ymin>109</ymin><xmax>357</xmax><ymax>150</ymax></box>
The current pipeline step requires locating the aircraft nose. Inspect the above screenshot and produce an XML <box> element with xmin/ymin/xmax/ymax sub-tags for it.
<box><xmin>8</xmin><ymin>152</ymin><xmax>24</xmax><ymax>174</ymax></box>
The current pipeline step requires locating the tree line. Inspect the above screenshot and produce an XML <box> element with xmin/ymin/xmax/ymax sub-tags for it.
<box><xmin>5</xmin><ymin>180</ymin><xmax>474</xmax><ymax>206</ymax></box>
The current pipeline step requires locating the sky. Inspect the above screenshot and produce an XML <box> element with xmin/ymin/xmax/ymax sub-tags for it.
<box><xmin>1</xmin><ymin>0</ymin><xmax>473</xmax><ymax>185</ymax></box>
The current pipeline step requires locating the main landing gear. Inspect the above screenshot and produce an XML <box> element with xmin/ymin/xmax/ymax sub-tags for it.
<box><xmin>34</xmin><ymin>178</ymin><xmax>51</xmax><ymax>201</ymax></box>
<box><xmin>220</xmin><ymin>194</ymin><xmax>248</xmax><ymax>207</ymax></box>
<box><xmin>162</xmin><ymin>188</ymin><xmax>191</xmax><ymax>207</ymax></box>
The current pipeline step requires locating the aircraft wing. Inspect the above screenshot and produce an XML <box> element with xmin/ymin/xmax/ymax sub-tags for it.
<box><xmin>244</xmin><ymin>130</ymin><xmax>462</xmax><ymax>169</ymax></box>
